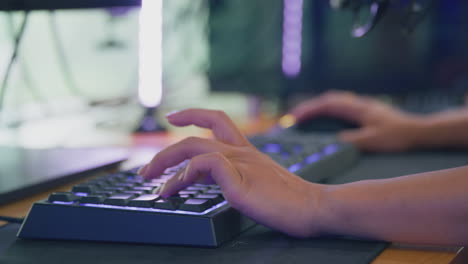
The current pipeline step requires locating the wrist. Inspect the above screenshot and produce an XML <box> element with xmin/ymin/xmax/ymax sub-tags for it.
<box><xmin>403</xmin><ymin>115</ymin><xmax>435</xmax><ymax>149</ymax></box>
<box><xmin>303</xmin><ymin>181</ymin><xmax>335</xmax><ymax>237</ymax></box>
<box><xmin>406</xmin><ymin>115</ymin><xmax>450</xmax><ymax>149</ymax></box>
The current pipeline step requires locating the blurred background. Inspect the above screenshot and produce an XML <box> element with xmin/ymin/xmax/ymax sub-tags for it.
<box><xmin>0</xmin><ymin>0</ymin><xmax>467</xmax><ymax>148</ymax></box>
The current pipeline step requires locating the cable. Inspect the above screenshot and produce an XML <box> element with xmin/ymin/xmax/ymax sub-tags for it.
<box><xmin>0</xmin><ymin>216</ymin><xmax>24</xmax><ymax>224</ymax></box>
<box><xmin>0</xmin><ymin>11</ymin><xmax>30</xmax><ymax>113</ymax></box>
<box><xmin>6</xmin><ymin>12</ymin><xmax>46</xmax><ymax>104</ymax></box>
<box><xmin>48</xmin><ymin>10</ymin><xmax>86</xmax><ymax>99</ymax></box>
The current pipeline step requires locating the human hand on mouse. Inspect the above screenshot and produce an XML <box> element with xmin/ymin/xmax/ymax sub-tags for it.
<box><xmin>139</xmin><ymin>109</ymin><xmax>326</xmax><ymax>237</ymax></box>
<box><xmin>289</xmin><ymin>91</ymin><xmax>423</xmax><ymax>152</ymax></box>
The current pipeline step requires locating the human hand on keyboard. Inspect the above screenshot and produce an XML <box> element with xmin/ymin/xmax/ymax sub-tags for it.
<box><xmin>289</xmin><ymin>91</ymin><xmax>423</xmax><ymax>152</ymax></box>
<box><xmin>139</xmin><ymin>109</ymin><xmax>324</xmax><ymax>237</ymax></box>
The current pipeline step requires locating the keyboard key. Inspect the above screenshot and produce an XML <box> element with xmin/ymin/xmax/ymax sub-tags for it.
<box><xmin>132</xmin><ymin>186</ymin><xmax>154</xmax><ymax>193</ymax></box>
<box><xmin>48</xmin><ymin>192</ymin><xmax>79</xmax><ymax>203</ymax></box>
<box><xmin>143</xmin><ymin>182</ymin><xmax>162</xmax><ymax>188</ymax></box>
<box><xmin>103</xmin><ymin>194</ymin><xmax>136</xmax><ymax>206</ymax></box>
<box><xmin>186</xmin><ymin>186</ymin><xmax>209</xmax><ymax>191</ymax></box>
<box><xmin>79</xmin><ymin>195</ymin><xmax>106</xmax><ymax>204</ymax></box>
<box><xmin>195</xmin><ymin>194</ymin><xmax>224</xmax><ymax>204</ymax></box>
<box><xmin>114</xmin><ymin>183</ymin><xmax>135</xmax><ymax>189</ymax></box>
<box><xmin>86</xmin><ymin>180</ymin><xmax>110</xmax><ymax>188</ymax></box>
<box><xmin>124</xmin><ymin>191</ymin><xmax>146</xmax><ymax>195</ymax></box>
<box><xmin>128</xmin><ymin>194</ymin><xmax>160</xmax><ymax>208</ymax></box>
<box><xmin>92</xmin><ymin>191</ymin><xmax>114</xmax><ymax>197</ymax></box>
<box><xmin>153</xmin><ymin>199</ymin><xmax>181</xmax><ymax>210</ymax></box>
<box><xmin>178</xmin><ymin>190</ymin><xmax>200</xmax><ymax>196</ymax></box>
<box><xmin>179</xmin><ymin>199</ymin><xmax>213</xmax><ymax>212</ymax></box>
<box><xmin>167</xmin><ymin>196</ymin><xmax>187</xmax><ymax>204</ymax></box>
<box><xmin>205</xmin><ymin>189</ymin><xmax>223</xmax><ymax>195</ymax></box>
<box><xmin>72</xmin><ymin>184</ymin><xmax>98</xmax><ymax>194</ymax></box>
<box><xmin>102</xmin><ymin>187</ymin><xmax>127</xmax><ymax>193</ymax></box>
<box><xmin>179</xmin><ymin>194</ymin><xmax>191</xmax><ymax>199</ymax></box>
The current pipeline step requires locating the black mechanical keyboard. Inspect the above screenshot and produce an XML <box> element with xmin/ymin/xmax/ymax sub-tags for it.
<box><xmin>18</xmin><ymin>132</ymin><xmax>359</xmax><ymax>247</ymax></box>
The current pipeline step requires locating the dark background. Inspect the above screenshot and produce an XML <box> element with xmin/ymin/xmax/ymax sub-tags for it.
<box><xmin>208</xmin><ymin>0</ymin><xmax>468</xmax><ymax>98</ymax></box>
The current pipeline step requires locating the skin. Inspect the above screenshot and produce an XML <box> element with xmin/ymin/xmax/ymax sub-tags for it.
<box><xmin>290</xmin><ymin>91</ymin><xmax>468</xmax><ymax>151</ymax></box>
<box><xmin>139</xmin><ymin>93</ymin><xmax>468</xmax><ymax>246</ymax></box>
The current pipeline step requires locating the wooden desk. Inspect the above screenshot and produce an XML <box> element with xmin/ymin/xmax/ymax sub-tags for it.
<box><xmin>0</xmin><ymin>132</ymin><xmax>465</xmax><ymax>264</ymax></box>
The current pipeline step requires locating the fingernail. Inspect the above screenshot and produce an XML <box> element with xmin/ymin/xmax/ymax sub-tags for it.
<box><xmin>165</xmin><ymin>110</ymin><xmax>181</xmax><ymax>117</ymax></box>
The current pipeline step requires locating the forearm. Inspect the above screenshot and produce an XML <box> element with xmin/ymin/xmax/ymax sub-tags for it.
<box><xmin>317</xmin><ymin>166</ymin><xmax>468</xmax><ymax>246</ymax></box>
<box><xmin>411</xmin><ymin>109</ymin><xmax>468</xmax><ymax>149</ymax></box>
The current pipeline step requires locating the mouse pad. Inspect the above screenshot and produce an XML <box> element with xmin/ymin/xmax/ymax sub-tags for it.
<box><xmin>0</xmin><ymin>224</ymin><xmax>387</xmax><ymax>264</ymax></box>
<box><xmin>326</xmin><ymin>150</ymin><xmax>468</xmax><ymax>184</ymax></box>
<box><xmin>0</xmin><ymin>224</ymin><xmax>20</xmax><ymax>256</ymax></box>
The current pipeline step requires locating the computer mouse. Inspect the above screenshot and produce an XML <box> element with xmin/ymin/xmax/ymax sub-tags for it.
<box><xmin>291</xmin><ymin>116</ymin><xmax>360</xmax><ymax>133</ymax></box>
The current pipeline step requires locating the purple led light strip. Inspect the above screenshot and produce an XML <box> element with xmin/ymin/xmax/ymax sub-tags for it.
<box><xmin>53</xmin><ymin>201</ymin><xmax>229</xmax><ymax>216</ymax></box>
<box><xmin>282</xmin><ymin>0</ymin><xmax>304</xmax><ymax>77</ymax></box>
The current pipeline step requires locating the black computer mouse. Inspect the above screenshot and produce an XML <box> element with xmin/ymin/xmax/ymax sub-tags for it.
<box><xmin>291</xmin><ymin>116</ymin><xmax>360</xmax><ymax>133</ymax></box>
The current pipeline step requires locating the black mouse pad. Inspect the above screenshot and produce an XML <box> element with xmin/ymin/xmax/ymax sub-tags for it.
<box><xmin>0</xmin><ymin>224</ymin><xmax>20</xmax><ymax>256</ymax></box>
<box><xmin>0</xmin><ymin>224</ymin><xmax>387</xmax><ymax>264</ymax></box>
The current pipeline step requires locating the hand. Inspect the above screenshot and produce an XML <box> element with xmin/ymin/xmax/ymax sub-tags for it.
<box><xmin>139</xmin><ymin>109</ymin><xmax>325</xmax><ymax>237</ymax></box>
<box><xmin>289</xmin><ymin>91</ymin><xmax>423</xmax><ymax>152</ymax></box>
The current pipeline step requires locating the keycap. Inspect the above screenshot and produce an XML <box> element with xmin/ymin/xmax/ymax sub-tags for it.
<box><xmin>153</xmin><ymin>199</ymin><xmax>181</xmax><ymax>210</ymax></box>
<box><xmin>92</xmin><ymin>191</ymin><xmax>114</xmax><ymax>197</ymax></box>
<box><xmin>124</xmin><ymin>191</ymin><xmax>146</xmax><ymax>195</ymax></box>
<box><xmin>48</xmin><ymin>192</ymin><xmax>79</xmax><ymax>202</ymax></box>
<box><xmin>179</xmin><ymin>194</ymin><xmax>191</xmax><ymax>199</ymax></box>
<box><xmin>79</xmin><ymin>195</ymin><xmax>106</xmax><ymax>204</ymax></box>
<box><xmin>72</xmin><ymin>184</ymin><xmax>98</xmax><ymax>194</ymax></box>
<box><xmin>167</xmin><ymin>196</ymin><xmax>186</xmax><ymax>204</ymax></box>
<box><xmin>101</xmin><ymin>187</ymin><xmax>127</xmax><ymax>193</ymax></box>
<box><xmin>179</xmin><ymin>199</ymin><xmax>213</xmax><ymax>212</ymax></box>
<box><xmin>132</xmin><ymin>186</ymin><xmax>154</xmax><ymax>193</ymax></box>
<box><xmin>185</xmin><ymin>186</ymin><xmax>209</xmax><ymax>192</ymax></box>
<box><xmin>128</xmin><ymin>194</ymin><xmax>160</xmax><ymax>208</ymax></box>
<box><xmin>205</xmin><ymin>189</ymin><xmax>223</xmax><ymax>195</ymax></box>
<box><xmin>143</xmin><ymin>182</ymin><xmax>161</xmax><ymax>188</ymax></box>
<box><xmin>195</xmin><ymin>194</ymin><xmax>224</xmax><ymax>204</ymax></box>
<box><xmin>103</xmin><ymin>194</ymin><xmax>136</xmax><ymax>206</ymax></box>
<box><xmin>86</xmin><ymin>180</ymin><xmax>110</xmax><ymax>188</ymax></box>
<box><xmin>178</xmin><ymin>190</ymin><xmax>200</xmax><ymax>196</ymax></box>
<box><xmin>114</xmin><ymin>183</ymin><xmax>135</xmax><ymax>189</ymax></box>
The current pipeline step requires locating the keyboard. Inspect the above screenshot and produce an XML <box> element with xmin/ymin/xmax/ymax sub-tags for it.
<box><xmin>394</xmin><ymin>92</ymin><xmax>465</xmax><ymax>114</ymax></box>
<box><xmin>18</xmin><ymin>132</ymin><xmax>359</xmax><ymax>247</ymax></box>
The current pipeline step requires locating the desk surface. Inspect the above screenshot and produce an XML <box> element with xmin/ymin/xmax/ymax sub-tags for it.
<box><xmin>0</xmin><ymin>132</ymin><xmax>466</xmax><ymax>264</ymax></box>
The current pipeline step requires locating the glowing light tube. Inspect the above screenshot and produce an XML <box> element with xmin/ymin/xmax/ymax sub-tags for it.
<box><xmin>138</xmin><ymin>0</ymin><xmax>163</xmax><ymax>107</ymax></box>
<box><xmin>282</xmin><ymin>0</ymin><xmax>303</xmax><ymax>77</ymax></box>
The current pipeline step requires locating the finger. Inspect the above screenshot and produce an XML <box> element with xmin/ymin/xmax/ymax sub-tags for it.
<box><xmin>141</xmin><ymin>137</ymin><xmax>226</xmax><ymax>180</ymax></box>
<box><xmin>137</xmin><ymin>164</ymin><xmax>148</xmax><ymax>175</ymax></box>
<box><xmin>166</xmin><ymin>109</ymin><xmax>250</xmax><ymax>146</ymax></box>
<box><xmin>338</xmin><ymin>128</ymin><xmax>375</xmax><ymax>149</ymax></box>
<box><xmin>159</xmin><ymin>152</ymin><xmax>243</xmax><ymax>201</ymax></box>
<box><xmin>289</xmin><ymin>92</ymin><xmax>369</xmax><ymax>124</ymax></box>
